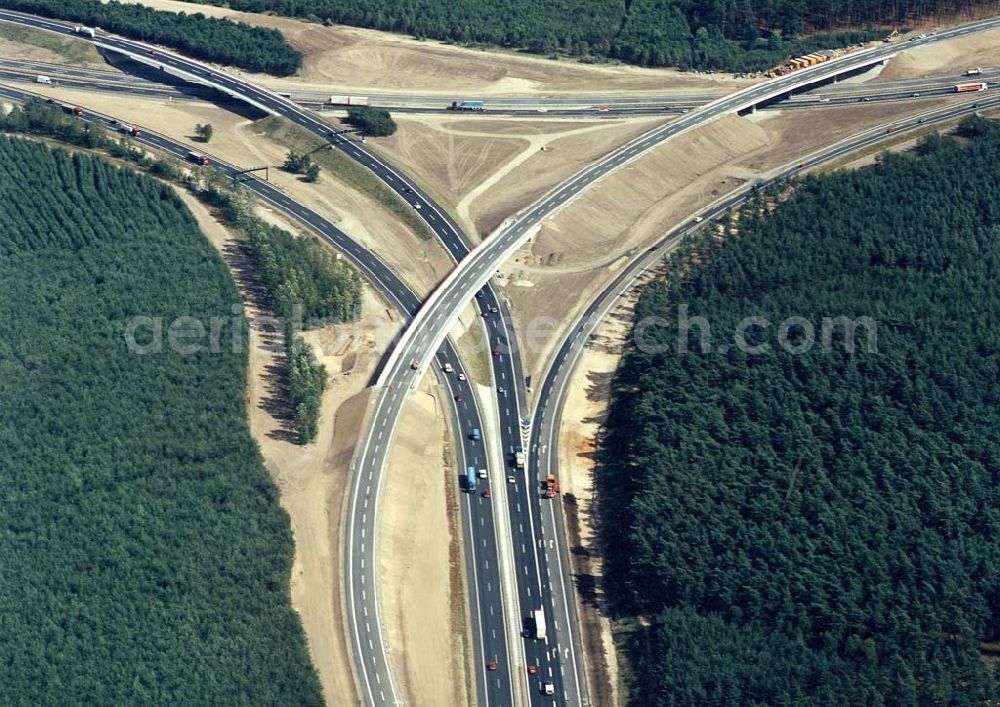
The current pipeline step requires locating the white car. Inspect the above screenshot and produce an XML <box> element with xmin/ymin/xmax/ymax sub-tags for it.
<box><xmin>458</xmin><ymin>373</ymin><xmax>466</xmax><ymax>381</ymax></box>
<box><xmin>507</xmin><ymin>475</ymin><xmax>516</xmax><ymax>484</ymax></box>
<box><xmin>413</xmin><ymin>202</ymin><xmax>421</xmax><ymax>210</ymax></box>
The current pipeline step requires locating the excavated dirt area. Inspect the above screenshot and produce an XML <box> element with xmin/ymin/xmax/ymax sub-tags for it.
<box><xmin>121</xmin><ymin>0</ymin><xmax>750</xmax><ymax>98</ymax></box>
<box><xmin>371</xmin><ymin>114</ymin><xmax>670</xmax><ymax>238</ymax></box>
<box><xmin>380</xmin><ymin>383</ymin><xmax>470</xmax><ymax>707</ymax></box>
<box><xmin>877</xmin><ymin>26</ymin><xmax>1000</xmax><ymax>81</ymax></box>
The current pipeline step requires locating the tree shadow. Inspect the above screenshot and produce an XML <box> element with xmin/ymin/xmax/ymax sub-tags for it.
<box><xmin>220</xmin><ymin>241</ymin><xmax>297</xmax><ymax>442</ymax></box>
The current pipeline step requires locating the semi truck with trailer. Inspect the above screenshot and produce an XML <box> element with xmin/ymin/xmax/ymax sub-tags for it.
<box><xmin>466</xmin><ymin>466</ymin><xmax>477</xmax><ymax>492</ymax></box>
<box><xmin>187</xmin><ymin>151</ymin><xmax>210</xmax><ymax>165</ymax></box>
<box><xmin>74</xmin><ymin>26</ymin><xmax>96</xmax><ymax>38</ymax></box>
<box><xmin>327</xmin><ymin>95</ymin><xmax>370</xmax><ymax>106</ymax></box>
<box><xmin>450</xmin><ymin>100</ymin><xmax>485</xmax><ymax>111</ymax></box>
<box><xmin>956</xmin><ymin>82</ymin><xmax>988</xmax><ymax>92</ymax></box>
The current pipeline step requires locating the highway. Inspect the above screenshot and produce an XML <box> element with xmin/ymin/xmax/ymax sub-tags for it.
<box><xmin>4</xmin><ymin>8</ymin><xmax>999</xmax><ymax>707</ymax></box>
<box><xmin>2</xmin><ymin>54</ymin><xmax>998</xmax><ymax>117</ymax></box>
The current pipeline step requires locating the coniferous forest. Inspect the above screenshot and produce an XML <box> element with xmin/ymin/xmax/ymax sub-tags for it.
<box><xmin>601</xmin><ymin>117</ymin><xmax>1000</xmax><ymax>705</ymax></box>
<box><xmin>176</xmin><ymin>0</ymin><xmax>995</xmax><ymax>72</ymax></box>
<box><xmin>0</xmin><ymin>135</ymin><xmax>322</xmax><ymax>704</ymax></box>
<box><xmin>0</xmin><ymin>0</ymin><xmax>301</xmax><ymax>75</ymax></box>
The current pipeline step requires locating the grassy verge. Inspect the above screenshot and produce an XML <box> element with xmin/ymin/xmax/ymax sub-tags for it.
<box><xmin>0</xmin><ymin>23</ymin><xmax>103</xmax><ymax>65</ymax></box>
<box><xmin>455</xmin><ymin>316</ymin><xmax>491</xmax><ymax>387</ymax></box>
<box><xmin>254</xmin><ymin>115</ymin><xmax>434</xmax><ymax>241</ymax></box>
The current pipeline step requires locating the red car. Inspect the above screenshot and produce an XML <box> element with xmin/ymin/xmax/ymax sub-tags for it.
<box><xmin>455</xmin><ymin>394</ymin><xmax>463</xmax><ymax>402</ymax></box>
<box><xmin>482</xmin><ymin>490</ymin><xmax>491</xmax><ymax>498</ymax></box>
<box><xmin>492</xmin><ymin>346</ymin><xmax>501</xmax><ymax>357</ymax></box>
<box><xmin>527</xmin><ymin>664</ymin><xmax>538</xmax><ymax>675</ymax></box>
<box><xmin>487</xmin><ymin>661</ymin><xmax>497</xmax><ymax>671</ymax></box>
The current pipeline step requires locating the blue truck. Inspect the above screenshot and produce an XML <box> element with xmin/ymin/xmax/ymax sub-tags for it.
<box><xmin>466</xmin><ymin>466</ymin><xmax>477</xmax><ymax>492</ymax></box>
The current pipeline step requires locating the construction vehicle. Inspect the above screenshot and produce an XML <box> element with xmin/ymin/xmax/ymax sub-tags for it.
<box><xmin>884</xmin><ymin>28</ymin><xmax>900</xmax><ymax>42</ymax></box>
<box><xmin>966</xmin><ymin>67</ymin><xmax>983</xmax><ymax>76</ymax></box>
<box><xmin>74</xmin><ymin>26</ymin><xmax>96</xmax><ymax>39</ymax></box>
<box><xmin>956</xmin><ymin>82</ymin><xmax>988</xmax><ymax>93</ymax></box>
<box><xmin>545</xmin><ymin>473</ymin><xmax>559</xmax><ymax>498</ymax></box>
<box><xmin>187</xmin><ymin>151</ymin><xmax>209</xmax><ymax>166</ymax></box>
<box><xmin>533</xmin><ymin>609</ymin><xmax>547</xmax><ymax>640</ymax></box>
<box><xmin>466</xmin><ymin>466</ymin><xmax>477</xmax><ymax>493</ymax></box>
<box><xmin>327</xmin><ymin>95</ymin><xmax>370</xmax><ymax>106</ymax></box>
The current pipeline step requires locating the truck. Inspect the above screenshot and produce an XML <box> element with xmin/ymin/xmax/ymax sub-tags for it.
<box><xmin>955</xmin><ymin>82</ymin><xmax>988</xmax><ymax>93</ymax></box>
<box><xmin>327</xmin><ymin>95</ymin><xmax>370</xmax><ymax>106</ymax></box>
<box><xmin>542</xmin><ymin>682</ymin><xmax>555</xmax><ymax>696</ymax></box>
<box><xmin>35</xmin><ymin>75</ymin><xmax>51</xmax><ymax>85</ymax></box>
<box><xmin>966</xmin><ymin>67</ymin><xmax>983</xmax><ymax>76</ymax></box>
<box><xmin>118</xmin><ymin>123</ymin><xmax>142</xmax><ymax>137</ymax></box>
<box><xmin>187</xmin><ymin>151</ymin><xmax>210</xmax><ymax>166</ymax></box>
<box><xmin>74</xmin><ymin>26</ymin><xmax>96</xmax><ymax>39</ymax></box>
<box><xmin>533</xmin><ymin>609</ymin><xmax>547</xmax><ymax>640</ymax></box>
<box><xmin>466</xmin><ymin>466</ymin><xmax>477</xmax><ymax>492</ymax></box>
<box><xmin>470</xmin><ymin>428</ymin><xmax>481</xmax><ymax>442</ymax></box>
<box><xmin>545</xmin><ymin>473</ymin><xmax>559</xmax><ymax>498</ymax></box>
<box><xmin>61</xmin><ymin>104</ymin><xmax>83</xmax><ymax>117</ymax></box>
<box><xmin>514</xmin><ymin>446</ymin><xmax>525</xmax><ymax>469</ymax></box>
<box><xmin>449</xmin><ymin>100</ymin><xmax>485</xmax><ymax>111</ymax></box>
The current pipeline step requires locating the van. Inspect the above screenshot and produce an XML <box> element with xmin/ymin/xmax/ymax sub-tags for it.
<box><xmin>36</xmin><ymin>75</ymin><xmax>51</xmax><ymax>84</ymax></box>
<box><xmin>470</xmin><ymin>428</ymin><xmax>481</xmax><ymax>441</ymax></box>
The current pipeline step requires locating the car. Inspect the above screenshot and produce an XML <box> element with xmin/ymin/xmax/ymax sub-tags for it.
<box><xmin>475</xmin><ymin>290</ymin><xmax>485</xmax><ymax>299</ymax></box>
<box><xmin>482</xmin><ymin>490</ymin><xmax>491</xmax><ymax>498</ymax></box>
<box><xmin>798</xmin><ymin>163</ymin><xmax>806</xmax><ymax>168</ymax></box>
<box><xmin>596</xmin><ymin>106</ymin><xmax>610</xmax><ymax>113</ymax></box>
<box><xmin>911</xmin><ymin>92</ymin><xmax>920</xmax><ymax>97</ymax></box>
<box><xmin>886</xmin><ymin>126</ymin><xmax>895</xmax><ymax>133</ymax></box>
<box><xmin>403</xmin><ymin>186</ymin><xmax>413</xmax><ymax>193</ymax></box>
<box><xmin>454</xmin><ymin>394</ymin><xmax>463</xmax><ymax>402</ymax></box>
<box><xmin>458</xmin><ymin>372</ymin><xmax>467</xmax><ymax>381</ymax></box>
<box><xmin>147</xmin><ymin>48</ymin><xmax>156</xmax><ymax>56</ymax></box>
<box><xmin>410</xmin><ymin>360</ymin><xmax>419</xmax><ymax>370</ymax></box>
<box><xmin>918</xmin><ymin>117</ymin><xmax>926</xmax><ymax>123</ymax></box>
<box><xmin>487</xmin><ymin>661</ymin><xmax>497</xmax><ymax>671</ymax></box>
<box><xmin>527</xmin><ymin>664</ymin><xmax>538</xmax><ymax>675</ymax></box>
<box><xmin>412</xmin><ymin>202</ymin><xmax>421</xmax><ymax>210</ymax></box>
<box><xmin>507</xmin><ymin>475</ymin><xmax>516</xmax><ymax>484</ymax></box>
<box><xmin>492</xmin><ymin>346</ymin><xmax>501</xmax><ymax>357</ymax></box>
<box><xmin>497</xmin><ymin>386</ymin><xmax>506</xmax><ymax>395</ymax></box>
<box><xmin>861</xmin><ymin>96</ymin><xmax>871</xmax><ymax>102</ymax></box>
<box><xmin>693</xmin><ymin>216</ymin><xmax>704</xmax><ymax>223</ymax></box>
<box><xmin>681</xmin><ymin>108</ymin><xmax>690</xmax><ymax>113</ymax></box>
<box><xmin>490</xmin><ymin>306</ymin><xmax>499</xmax><ymax>314</ymax></box>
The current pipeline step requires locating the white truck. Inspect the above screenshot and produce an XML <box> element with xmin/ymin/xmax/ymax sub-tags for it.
<box><xmin>533</xmin><ymin>608</ymin><xmax>547</xmax><ymax>641</ymax></box>
<box><xmin>35</xmin><ymin>75</ymin><xmax>51</xmax><ymax>84</ymax></box>
<box><xmin>327</xmin><ymin>95</ymin><xmax>370</xmax><ymax>106</ymax></box>
<box><xmin>74</xmin><ymin>26</ymin><xmax>96</xmax><ymax>39</ymax></box>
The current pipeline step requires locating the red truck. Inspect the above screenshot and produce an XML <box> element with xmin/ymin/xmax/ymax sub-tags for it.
<box><xmin>955</xmin><ymin>82</ymin><xmax>988</xmax><ymax>93</ymax></box>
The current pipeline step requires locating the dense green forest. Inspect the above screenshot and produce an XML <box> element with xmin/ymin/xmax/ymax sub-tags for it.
<box><xmin>175</xmin><ymin>0</ymin><xmax>987</xmax><ymax>71</ymax></box>
<box><xmin>0</xmin><ymin>0</ymin><xmax>301</xmax><ymax>75</ymax></box>
<box><xmin>601</xmin><ymin>117</ymin><xmax>1000</xmax><ymax>705</ymax></box>
<box><xmin>0</xmin><ymin>135</ymin><xmax>322</xmax><ymax>703</ymax></box>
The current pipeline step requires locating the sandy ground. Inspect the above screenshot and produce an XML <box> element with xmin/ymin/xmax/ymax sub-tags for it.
<box><xmin>172</xmin><ymin>186</ymin><xmax>409</xmax><ymax>705</ymax></box>
<box><xmin>877</xmin><ymin>26</ymin><xmax>1000</xmax><ymax>82</ymax></box>
<box><xmin>504</xmin><ymin>98</ymin><xmax>955</xmax><ymax>382</ymax></box>
<box><xmin>371</xmin><ymin>114</ymin><xmax>670</xmax><ymax>238</ymax></box>
<box><xmin>121</xmin><ymin>0</ymin><xmax>751</xmax><ymax>97</ymax></box>
<box><xmin>380</xmin><ymin>382</ymin><xmax>469</xmax><ymax>707</ymax></box>
<box><xmin>22</xmin><ymin>84</ymin><xmax>454</xmax><ymax>298</ymax></box>
<box><xmin>556</xmin><ymin>286</ymin><xmax>653</xmax><ymax>707</ymax></box>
